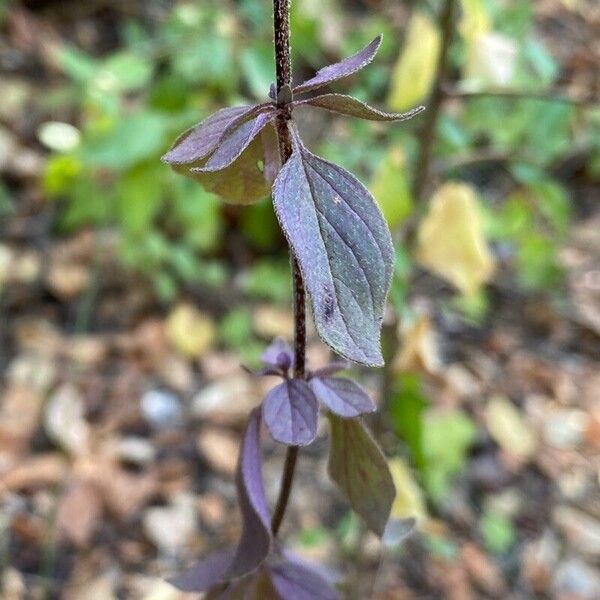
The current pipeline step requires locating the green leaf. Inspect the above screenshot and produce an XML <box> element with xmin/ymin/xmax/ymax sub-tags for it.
<box><xmin>94</xmin><ymin>51</ymin><xmax>153</xmax><ymax>93</ymax></box>
<box><xmin>423</xmin><ymin>410</ymin><xmax>477</xmax><ymax>502</ymax></box>
<box><xmin>390</xmin><ymin>374</ymin><xmax>427</xmax><ymax>471</ymax></box>
<box><xmin>80</xmin><ymin>111</ymin><xmax>169</xmax><ymax>169</ymax></box>
<box><xmin>480</xmin><ymin>511</ymin><xmax>516</xmax><ymax>554</ymax></box>
<box><xmin>370</xmin><ymin>147</ymin><xmax>413</xmax><ymax>230</ymax></box>
<box><xmin>327</xmin><ymin>413</ymin><xmax>395</xmax><ymax>536</ymax></box>
<box><xmin>117</xmin><ymin>163</ymin><xmax>163</xmax><ymax>235</ymax></box>
<box><xmin>241</xmin><ymin>44</ymin><xmax>275</xmax><ymax>100</ymax></box>
<box><xmin>219</xmin><ymin>308</ymin><xmax>254</xmax><ymax>349</ymax></box>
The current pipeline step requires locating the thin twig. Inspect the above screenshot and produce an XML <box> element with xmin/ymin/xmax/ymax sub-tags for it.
<box><xmin>412</xmin><ymin>0</ymin><xmax>457</xmax><ymax>202</ymax></box>
<box><xmin>270</xmin><ymin>0</ymin><xmax>305</xmax><ymax>538</ymax></box>
<box><xmin>441</xmin><ymin>86</ymin><xmax>599</xmax><ymax>107</ymax></box>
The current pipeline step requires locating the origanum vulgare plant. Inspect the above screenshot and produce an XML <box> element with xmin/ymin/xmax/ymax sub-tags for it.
<box><xmin>162</xmin><ymin>0</ymin><xmax>423</xmax><ymax>596</ymax></box>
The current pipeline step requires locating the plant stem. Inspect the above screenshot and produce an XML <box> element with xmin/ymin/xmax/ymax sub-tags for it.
<box><xmin>271</xmin><ymin>0</ymin><xmax>305</xmax><ymax>538</ymax></box>
<box><xmin>441</xmin><ymin>85</ymin><xmax>597</xmax><ymax>107</ymax></box>
<box><xmin>412</xmin><ymin>0</ymin><xmax>456</xmax><ymax>202</ymax></box>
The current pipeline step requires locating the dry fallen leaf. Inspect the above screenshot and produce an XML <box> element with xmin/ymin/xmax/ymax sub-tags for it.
<box><xmin>44</xmin><ymin>383</ymin><xmax>90</xmax><ymax>456</ymax></box>
<box><xmin>388</xmin><ymin>457</ymin><xmax>427</xmax><ymax>523</ymax></box>
<box><xmin>165</xmin><ymin>304</ymin><xmax>216</xmax><ymax>359</ymax></box>
<box><xmin>388</xmin><ymin>12</ymin><xmax>441</xmax><ymax>111</ymax></box>
<box><xmin>485</xmin><ymin>395</ymin><xmax>537</xmax><ymax>462</ymax></box>
<box><xmin>197</xmin><ymin>429</ymin><xmax>240</xmax><ymax>477</ymax></box>
<box><xmin>416</xmin><ymin>182</ymin><xmax>495</xmax><ymax>297</ymax></box>
<box><xmin>394</xmin><ymin>314</ymin><xmax>441</xmax><ymax>375</ymax></box>
<box><xmin>56</xmin><ymin>481</ymin><xmax>103</xmax><ymax>548</ymax></box>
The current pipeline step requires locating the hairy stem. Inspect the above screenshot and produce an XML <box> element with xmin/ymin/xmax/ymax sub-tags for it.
<box><xmin>271</xmin><ymin>0</ymin><xmax>305</xmax><ymax>538</ymax></box>
<box><xmin>412</xmin><ymin>0</ymin><xmax>456</xmax><ymax>202</ymax></box>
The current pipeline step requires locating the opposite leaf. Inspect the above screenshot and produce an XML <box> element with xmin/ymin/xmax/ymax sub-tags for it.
<box><xmin>197</xmin><ymin>112</ymin><xmax>275</xmax><ymax>173</ymax></box>
<box><xmin>227</xmin><ymin>408</ymin><xmax>272</xmax><ymax>579</ymax></box>
<box><xmin>294</xmin><ymin>94</ymin><xmax>425</xmax><ymax>122</ymax></box>
<box><xmin>188</xmin><ymin>123</ymin><xmax>279</xmax><ymax>205</ymax></box>
<box><xmin>263</xmin><ymin>379</ymin><xmax>318</xmax><ymax>446</ymax></box>
<box><xmin>268</xmin><ymin>556</ymin><xmax>340</xmax><ymax>600</ymax></box>
<box><xmin>310</xmin><ymin>377</ymin><xmax>375</xmax><ymax>418</ymax></box>
<box><xmin>272</xmin><ymin>136</ymin><xmax>394</xmax><ymax>366</ymax></box>
<box><xmin>167</xmin><ymin>549</ymin><xmax>235</xmax><ymax>593</ymax></box>
<box><xmin>293</xmin><ymin>35</ymin><xmax>382</xmax><ymax>95</ymax></box>
<box><xmin>327</xmin><ymin>413</ymin><xmax>395</xmax><ymax>536</ymax></box>
<box><xmin>162</xmin><ymin>104</ymin><xmax>266</xmax><ymax>165</ymax></box>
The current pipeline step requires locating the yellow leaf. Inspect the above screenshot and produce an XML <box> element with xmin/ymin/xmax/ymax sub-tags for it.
<box><xmin>166</xmin><ymin>304</ymin><xmax>216</xmax><ymax>358</ymax></box>
<box><xmin>485</xmin><ymin>395</ymin><xmax>537</xmax><ymax>461</ymax></box>
<box><xmin>394</xmin><ymin>314</ymin><xmax>441</xmax><ymax>375</ymax></box>
<box><xmin>370</xmin><ymin>147</ymin><xmax>413</xmax><ymax>230</ymax></box>
<box><xmin>459</xmin><ymin>0</ymin><xmax>516</xmax><ymax>88</ymax></box>
<box><xmin>416</xmin><ymin>182</ymin><xmax>494</xmax><ymax>296</ymax></box>
<box><xmin>459</xmin><ymin>0</ymin><xmax>491</xmax><ymax>47</ymax></box>
<box><xmin>388</xmin><ymin>457</ymin><xmax>426</xmax><ymax>522</ymax></box>
<box><xmin>388</xmin><ymin>12</ymin><xmax>441</xmax><ymax>111</ymax></box>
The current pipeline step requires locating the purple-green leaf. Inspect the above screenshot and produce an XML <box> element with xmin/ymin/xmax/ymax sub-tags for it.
<box><xmin>263</xmin><ymin>379</ymin><xmax>318</xmax><ymax>446</ymax></box>
<box><xmin>310</xmin><ymin>377</ymin><xmax>375</xmax><ymax>418</ymax></box>
<box><xmin>327</xmin><ymin>413</ymin><xmax>395</xmax><ymax>536</ymax></box>
<box><xmin>195</xmin><ymin>112</ymin><xmax>275</xmax><ymax>173</ymax></box>
<box><xmin>294</xmin><ymin>94</ymin><xmax>425</xmax><ymax>122</ymax></box>
<box><xmin>293</xmin><ymin>35</ymin><xmax>382</xmax><ymax>95</ymax></box>
<box><xmin>187</xmin><ymin>123</ymin><xmax>278</xmax><ymax>205</ymax></box>
<box><xmin>272</xmin><ymin>135</ymin><xmax>394</xmax><ymax>366</ymax></box>
<box><xmin>268</xmin><ymin>556</ymin><xmax>340</xmax><ymax>600</ymax></box>
<box><xmin>227</xmin><ymin>408</ymin><xmax>272</xmax><ymax>579</ymax></box>
<box><xmin>161</xmin><ymin>104</ymin><xmax>266</xmax><ymax>165</ymax></box>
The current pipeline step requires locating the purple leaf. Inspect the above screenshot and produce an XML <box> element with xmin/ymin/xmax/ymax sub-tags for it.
<box><xmin>185</xmin><ymin>126</ymin><xmax>277</xmax><ymax>205</ymax></box>
<box><xmin>294</xmin><ymin>94</ymin><xmax>425</xmax><ymax>122</ymax></box>
<box><xmin>309</xmin><ymin>362</ymin><xmax>349</xmax><ymax>378</ymax></box>
<box><xmin>205</xmin><ymin>569</ymin><xmax>277</xmax><ymax>600</ymax></box>
<box><xmin>195</xmin><ymin>112</ymin><xmax>275</xmax><ymax>173</ymax></box>
<box><xmin>263</xmin><ymin>380</ymin><xmax>318</xmax><ymax>446</ymax></box>
<box><xmin>310</xmin><ymin>377</ymin><xmax>375</xmax><ymax>417</ymax></box>
<box><xmin>261</xmin><ymin>338</ymin><xmax>294</xmax><ymax>372</ymax></box>
<box><xmin>293</xmin><ymin>35</ymin><xmax>382</xmax><ymax>95</ymax></box>
<box><xmin>327</xmin><ymin>413</ymin><xmax>395</xmax><ymax>536</ymax></box>
<box><xmin>268</xmin><ymin>556</ymin><xmax>340</xmax><ymax>600</ymax></box>
<box><xmin>261</xmin><ymin>124</ymin><xmax>281</xmax><ymax>184</ymax></box>
<box><xmin>167</xmin><ymin>549</ymin><xmax>234</xmax><ymax>592</ymax></box>
<box><xmin>272</xmin><ymin>134</ymin><xmax>394</xmax><ymax>366</ymax></box>
<box><xmin>162</xmin><ymin>104</ymin><xmax>265</xmax><ymax>165</ymax></box>
<box><xmin>226</xmin><ymin>408</ymin><xmax>272</xmax><ymax>579</ymax></box>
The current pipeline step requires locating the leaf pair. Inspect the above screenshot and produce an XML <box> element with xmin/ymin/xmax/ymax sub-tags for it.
<box><xmin>163</xmin><ymin>35</ymin><xmax>425</xmax><ymax>366</ymax></box>
<box><xmin>169</xmin><ymin>409</ymin><xmax>339</xmax><ymax>598</ymax></box>
<box><xmin>259</xmin><ymin>340</ymin><xmax>375</xmax><ymax>446</ymax></box>
<box><xmin>162</xmin><ymin>104</ymin><xmax>279</xmax><ymax>205</ymax></box>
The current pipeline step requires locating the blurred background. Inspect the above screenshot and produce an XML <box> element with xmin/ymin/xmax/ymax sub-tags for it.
<box><xmin>0</xmin><ymin>0</ymin><xmax>599</xmax><ymax>598</ymax></box>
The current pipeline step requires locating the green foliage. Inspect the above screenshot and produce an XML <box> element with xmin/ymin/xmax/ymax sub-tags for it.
<box><xmin>480</xmin><ymin>511</ymin><xmax>516</xmax><ymax>554</ymax></box>
<box><xmin>422</xmin><ymin>410</ymin><xmax>477</xmax><ymax>503</ymax></box>
<box><xmin>389</xmin><ymin>374</ymin><xmax>427</xmax><ymax>471</ymax></box>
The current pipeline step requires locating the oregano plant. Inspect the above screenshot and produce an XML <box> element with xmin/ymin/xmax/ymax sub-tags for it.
<box><xmin>162</xmin><ymin>0</ymin><xmax>423</xmax><ymax>596</ymax></box>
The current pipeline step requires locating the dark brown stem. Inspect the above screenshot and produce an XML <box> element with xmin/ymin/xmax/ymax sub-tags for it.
<box><xmin>412</xmin><ymin>0</ymin><xmax>456</xmax><ymax>202</ymax></box>
<box><xmin>271</xmin><ymin>0</ymin><xmax>305</xmax><ymax>538</ymax></box>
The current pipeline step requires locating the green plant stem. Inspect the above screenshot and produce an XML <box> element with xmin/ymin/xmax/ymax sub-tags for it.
<box><xmin>271</xmin><ymin>0</ymin><xmax>305</xmax><ymax>538</ymax></box>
